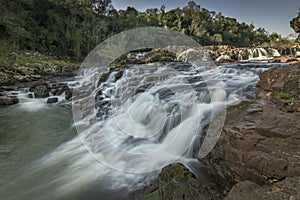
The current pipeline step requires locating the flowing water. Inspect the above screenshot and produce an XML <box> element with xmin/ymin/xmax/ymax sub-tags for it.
<box><xmin>0</xmin><ymin>62</ymin><xmax>288</xmax><ymax>200</ymax></box>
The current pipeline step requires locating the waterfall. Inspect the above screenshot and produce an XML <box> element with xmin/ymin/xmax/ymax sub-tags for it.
<box><xmin>268</xmin><ymin>48</ymin><xmax>281</xmax><ymax>57</ymax></box>
<box><xmin>239</xmin><ymin>47</ymin><xmax>276</xmax><ymax>62</ymax></box>
<box><xmin>0</xmin><ymin>62</ymin><xmax>288</xmax><ymax>200</ymax></box>
<box><xmin>247</xmin><ymin>49</ymin><xmax>254</xmax><ymax>60</ymax></box>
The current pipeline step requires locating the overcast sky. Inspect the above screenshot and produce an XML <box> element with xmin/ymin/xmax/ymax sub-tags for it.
<box><xmin>111</xmin><ymin>0</ymin><xmax>299</xmax><ymax>36</ymax></box>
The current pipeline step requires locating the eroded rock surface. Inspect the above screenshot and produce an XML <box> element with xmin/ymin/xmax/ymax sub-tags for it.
<box><xmin>144</xmin><ymin>163</ymin><xmax>224</xmax><ymax>200</ymax></box>
<box><xmin>199</xmin><ymin>63</ymin><xmax>300</xmax><ymax>198</ymax></box>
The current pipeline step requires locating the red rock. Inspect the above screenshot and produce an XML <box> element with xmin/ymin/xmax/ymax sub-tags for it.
<box><xmin>200</xmin><ymin>63</ymin><xmax>300</xmax><ymax>191</ymax></box>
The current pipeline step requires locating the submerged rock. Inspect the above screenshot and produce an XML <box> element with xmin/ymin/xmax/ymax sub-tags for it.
<box><xmin>0</xmin><ymin>95</ymin><xmax>19</xmax><ymax>105</ymax></box>
<box><xmin>47</xmin><ymin>97</ymin><xmax>58</xmax><ymax>104</ymax></box>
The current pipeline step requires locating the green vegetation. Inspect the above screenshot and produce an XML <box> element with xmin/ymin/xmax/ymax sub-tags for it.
<box><xmin>290</xmin><ymin>9</ymin><xmax>300</xmax><ymax>43</ymax></box>
<box><xmin>276</xmin><ymin>92</ymin><xmax>293</xmax><ymax>100</ymax></box>
<box><xmin>0</xmin><ymin>52</ymin><xmax>79</xmax><ymax>85</ymax></box>
<box><xmin>0</xmin><ymin>0</ymin><xmax>289</xmax><ymax>61</ymax></box>
<box><xmin>261</xmin><ymin>32</ymin><xmax>298</xmax><ymax>49</ymax></box>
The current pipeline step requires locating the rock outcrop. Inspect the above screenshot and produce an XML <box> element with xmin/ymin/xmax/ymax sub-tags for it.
<box><xmin>226</xmin><ymin>177</ymin><xmax>300</xmax><ymax>200</ymax></box>
<box><xmin>199</xmin><ymin>63</ymin><xmax>300</xmax><ymax>198</ymax></box>
<box><xmin>143</xmin><ymin>163</ymin><xmax>224</xmax><ymax>200</ymax></box>
<box><xmin>165</xmin><ymin>45</ymin><xmax>300</xmax><ymax>64</ymax></box>
<box><xmin>0</xmin><ymin>95</ymin><xmax>19</xmax><ymax>105</ymax></box>
<box><xmin>0</xmin><ymin>52</ymin><xmax>79</xmax><ymax>85</ymax></box>
<box><xmin>30</xmin><ymin>79</ymin><xmax>50</xmax><ymax>98</ymax></box>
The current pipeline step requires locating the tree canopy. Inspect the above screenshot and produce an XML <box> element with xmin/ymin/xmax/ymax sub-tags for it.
<box><xmin>0</xmin><ymin>0</ymin><xmax>292</xmax><ymax>60</ymax></box>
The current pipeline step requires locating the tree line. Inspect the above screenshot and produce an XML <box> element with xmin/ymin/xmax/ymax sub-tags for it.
<box><xmin>0</xmin><ymin>0</ymin><xmax>298</xmax><ymax>60</ymax></box>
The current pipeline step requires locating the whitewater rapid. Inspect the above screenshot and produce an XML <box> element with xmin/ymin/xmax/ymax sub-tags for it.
<box><xmin>0</xmin><ymin>62</ymin><xmax>288</xmax><ymax>200</ymax></box>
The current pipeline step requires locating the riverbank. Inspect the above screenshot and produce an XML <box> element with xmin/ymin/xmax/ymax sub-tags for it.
<box><xmin>199</xmin><ymin>63</ymin><xmax>300</xmax><ymax>199</ymax></box>
<box><xmin>0</xmin><ymin>52</ymin><xmax>79</xmax><ymax>85</ymax></box>
<box><xmin>1</xmin><ymin>50</ymin><xmax>300</xmax><ymax>199</ymax></box>
<box><xmin>141</xmin><ymin>62</ymin><xmax>300</xmax><ymax>199</ymax></box>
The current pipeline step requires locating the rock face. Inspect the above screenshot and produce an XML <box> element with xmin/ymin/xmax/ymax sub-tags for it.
<box><xmin>226</xmin><ymin>177</ymin><xmax>300</xmax><ymax>200</ymax></box>
<box><xmin>0</xmin><ymin>95</ymin><xmax>19</xmax><ymax>105</ymax></box>
<box><xmin>199</xmin><ymin>63</ymin><xmax>300</xmax><ymax>197</ymax></box>
<box><xmin>143</xmin><ymin>163</ymin><xmax>224</xmax><ymax>200</ymax></box>
<box><xmin>257</xmin><ymin>63</ymin><xmax>300</xmax><ymax>112</ymax></box>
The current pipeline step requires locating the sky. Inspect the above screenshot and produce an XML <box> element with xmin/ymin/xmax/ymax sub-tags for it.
<box><xmin>111</xmin><ymin>0</ymin><xmax>300</xmax><ymax>37</ymax></box>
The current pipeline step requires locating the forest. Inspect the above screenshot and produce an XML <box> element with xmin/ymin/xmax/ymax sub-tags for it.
<box><xmin>0</xmin><ymin>0</ymin><xmax>299</xmax><ymax>60</ymax></box>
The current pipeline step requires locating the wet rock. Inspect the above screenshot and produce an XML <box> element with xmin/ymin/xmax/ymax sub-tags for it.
<box><xmin>34</xmin><ymin>85</ymin><xmax>49</xmax><ymax>98</ymax></box>
<box><xmin>65</xmin><ymin>88</ymin><xmax>73</xmax><ymax>100</ymax></box>
<box><xmin>28</xmin><ymin>93</ymin><xmax>33</xmax><ymax>98</ymax></box>
<box><xmin>0</xmin><ymin>95</ymin><xmax>19</xmax><ymax>105</ymax></box>
<box><xmin>47</xmin><ymin>97</ymin><xmax>58</xmax><ymax>104</ymax></box>
<box><xmin>114</xmin><ymin>70</ymin><xmax>123</xmax><ymax>80</ymax></box>
<box><xmin>29</xmin><ymin>79</ymin><xmax>49</xmax><ymax>92</ymax></box>
<box><xmin>53</xmin><ymin>85</ymin><xmax>69</xmax><ymax>96</ymax></box>
<box><xmin>144</xmin><ymin>163</ymin><xmax>223</xmax><ymax>200</ymax></box>
<box><xmin>216</xmin><ymin>54</ymin><xmax>234</xmax><ymax>63</ymax></box>
<box><xmin>177</xmin><ymin>48</ymin><xmax>208</xmax><ymax>62</ymax></box>
<box><xmin>1</xmin><ymin>85</ymin><xmax>18</xmax><ymax>91</ymax></box>
<box><xmin>29</xmin><ymin>79</ymin><xmax>50</xmax><ymax>98</ymax></box>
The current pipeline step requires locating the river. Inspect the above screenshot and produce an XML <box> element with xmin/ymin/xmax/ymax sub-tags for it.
<box><xmin>0</xmin><ymin>62</ymin><xmax>288</xmax><ymax>200</ymax></box>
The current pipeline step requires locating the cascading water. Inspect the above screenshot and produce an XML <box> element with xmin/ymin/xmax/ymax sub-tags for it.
<box><xmin>0</xmin><ymin>62</ymin><xmax>288</xmax><ymax>200</ymax></box>
<box><xmin>242</xmin><ymin>48</ymin><xmax>273</xmax><ymax>62</ymax></box>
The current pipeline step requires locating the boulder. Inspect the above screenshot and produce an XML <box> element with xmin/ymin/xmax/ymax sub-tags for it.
<box><xmin>0</xmin><ymin>95</ymin><xmax>19</xmax><ymax>105</ymax></box>
<box><xmin>65</xmin><ymin>88</ymin><xmax>73</xmax><ymax>100</ymax></box>
<box><xmin>53</xmin><ymin>85</ymin><xmax>69</xmax><ymax>96</ymax></box>
<box><xmin>28</xmin><ymin>93</ymin><xmax>33</xmax><ymax>98</ymax></box>
<box><xmin>29</xmin><ymin>79</ymin><xmax>49</xmax><ymax>92</ymax></box>
<box><xmin>34</xmin><ymin>85</ymin><xmax>49</xmax><ymax>98</ymax></box>
<box><xmin>29</xmin><ymin>79</ymin><xmax>50</xmax><ymax>98</ymax></box>
<box><xmin>47</xmin><ymin>97</ymin><xmax>58</xmax><ymax>104</ymax></box>
<box><xmin>177</xmin><ymin>48</ymin><xmax>207</xmax><ymax>62</ymax></box>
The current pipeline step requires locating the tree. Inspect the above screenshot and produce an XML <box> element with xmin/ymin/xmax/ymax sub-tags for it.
<box><xmin>290</xmin><ymin>10</ymin><xmax>300</xmax><ymax>42</ymax></box>
<box><xmin>160</xmin><ymin>5</ymin><xmax>165</xmax><ymax>13</ymax></box>
<box><xmin>184</xmin><ymin>1</ymin><xmax>200</xmax><ymax>11</ymax></box>
<box><xmin>92</xmin><ymin>0</ymin><xmax>114</xmax><ymax>16</ymax></box>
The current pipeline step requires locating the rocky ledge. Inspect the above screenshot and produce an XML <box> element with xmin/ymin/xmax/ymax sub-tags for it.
<box><xmin>0</xmin><ymin>52</ymin><xmax>79</xmax><ymax>85</ymax></box>
<box><xmin>143</xmin><ymin>163</ymin><xmax>225</xmax><ymax>200</ymax></box>
<box><xmin>199</xmin><ymin>63</ymin><xmax>300</xmax><ymax>199</ymax></box>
